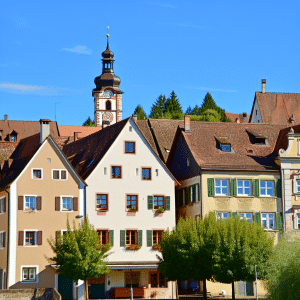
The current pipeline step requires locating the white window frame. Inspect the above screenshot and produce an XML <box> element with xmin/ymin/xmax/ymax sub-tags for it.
<box><xmin>24</xmin><ymin>195</ymin><xmax>37</xmax><ymax>211</ymax></box>
<box><xmin>60</xmin><ymin>196</ymin><xmax>74</xmax><ymax>212</ymax></box>
<box><xmin>52</xmin><ymin>169</ymin><xmax>68</xmax><ymax>180</ymax></box>
<box><xmin>0</xmin><ymin>197</ymin><xmax>5</xmax><ymax>214</ymax></box>
<box><xmin>239</xmin><ymin>212</ymin><xmax>253</xmax><ymax>223</ymax></box>
<box><xmin>21</xmin><ymin>265</ymin><xmax>39</xmax><ymax>283</ymax></box>
<box><xmin>297</xmin><ymin>214</ymin><xmax>300</xmax><ymax>229</ymax></box>
<box><xmin>237</xmin><ymin>180</ymin><xmax>252</xmax><ymax>196</ymax></box>
<box><xmin>0</xmin><ymin>231</ymin><xmax>5</xmax><ymax>249</ymax></box>
<box><xmin>31</xmin><ymin>168</ymin><xmax>43</xmax><ymax>180</ymax></box>
<box><xmin>215</xmin><ymin>179</ymin><xmax>229</xmax><ymax>196</ymax></box>
<box><xmin>260</xmin><ymin>180</ymin><xmax>274</xmax><ymax>197</ymax></box>
<box><xmin>23</xmin><ymin>230</ymin><xmax>38</xmax><ymax>247</ymax></box>
<box><xmin>294</xmin><ymin>178</ymin><xmax>300</xmax><ymax>194</ymax></box>
<box><xmin>261</xmin><ymin>213</ymin><xmax>276</xmax><ymax>230</ymax></box>
<box><xmin>216</xmin><ymin>212</ymin><xmax>230</xmax><ymax>220</ymax></box>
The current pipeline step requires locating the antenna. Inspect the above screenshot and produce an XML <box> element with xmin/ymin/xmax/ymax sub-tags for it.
<box><xmin>55</xmin><ymin>102</ymin><xmax>60</xmax><ymax>122</ymax></box>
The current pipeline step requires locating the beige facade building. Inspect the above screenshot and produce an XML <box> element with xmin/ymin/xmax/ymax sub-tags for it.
<box><xmin>165</xmin><ymin>116</ymin><xmax>285</xmax><ymax>297</ymax></box>
<box><xmin>0</xmin><ymin>120</ymin><xmax>85</xmax><ymax>298</ymax></box>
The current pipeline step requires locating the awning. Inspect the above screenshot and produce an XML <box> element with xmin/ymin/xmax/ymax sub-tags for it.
<box><xmin>107</xmin><ymin>265</ymin><xmax>158</xmax><ymax>270</ymax></box>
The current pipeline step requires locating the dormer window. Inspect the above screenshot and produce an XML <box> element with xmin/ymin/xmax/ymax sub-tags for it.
<box><xmin>215</xmin><ymin>137</ymin><xmax>232</xmax><ymax>153</ymax></box>
<box><xmin>247</xmin><ymin>130</ymin><xmax>267</xmax><ymax>145</ymax></box>
<box><xmin>221</xmin><ymin>144</ymin><xmax>231</xmax><ymax>152</ymax></box>
<box><xmin>9</xmin><ymin>130</ymin><xmax>18</xmax><ymax>142</ymax></box>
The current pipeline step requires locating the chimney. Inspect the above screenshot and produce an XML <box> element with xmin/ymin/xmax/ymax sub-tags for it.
<box><xmin>4</xmin><ymin>115</ymin><xmax>8</xmax><ymax>122</ymax></box>
<box><xmin>39</xmin><ymin>119</ymin><xmax>51</xmax><ymax>144</ymax></box>
<box><xmin>102</xmin><ymin>120</ymin><xmax>110</xmax><ymax>129</ymax></box>
<box><xmin>132</xmin><ymin>114</ymin><xmax>137</xmax><ymax>123</ymax></box>
<box><xmin>74</xmin><ymin>132</ymin><xmax>80</xmax><ymax>142</ymax></box>
<box><xmin>243</xmin><ymin>112</ymin><xmax>247</xmax><ymax>122</ymax></box>
<box><xmin>262</xmin><ymin>79</ymin><xmax>266</xmax><ymax>94</ymax></box>
<box><xmin>184</xmin><ymin>115</ymin><xmax>191</xmax><ymax>133</ymax></box>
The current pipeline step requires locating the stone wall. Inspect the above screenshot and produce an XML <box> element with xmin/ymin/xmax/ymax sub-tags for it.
<box><xmin>0</xmin><ymin>288</ymin><xmax>61</xmax><ymax>300</ymax></box>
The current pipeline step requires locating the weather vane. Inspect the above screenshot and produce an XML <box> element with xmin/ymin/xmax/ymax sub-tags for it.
<box><xmin>106</xmin><ymin>26</ymin><xmax>110</xmax><ymax>39</ymax></box>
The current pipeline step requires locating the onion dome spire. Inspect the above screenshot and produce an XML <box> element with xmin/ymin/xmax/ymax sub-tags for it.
<box><xmin>94</xmin><ymin>33</ymin><xmax>122</xmax><ymax>92</ymax></box>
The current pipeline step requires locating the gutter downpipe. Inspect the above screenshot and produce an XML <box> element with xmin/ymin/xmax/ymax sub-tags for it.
<box><xmin>4</xmin><ymin>187</ymin><xmax>10</xmax><ymax>289</ymax></box>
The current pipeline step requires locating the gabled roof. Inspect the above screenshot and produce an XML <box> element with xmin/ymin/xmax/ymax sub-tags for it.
<box><xmin>62</xmin><ymin>117</ymin><xmax>179</xmax><ymax>184</ymax></box>
<box><xmin>168</xmin><ymin>122</ymin><xmax>286</xmax><ymax>171</ymax></box>
<box><xmin>250</xmin><ymin>92</ymin><xmax>300</xmax><ymax>125</ymax></box>
<box><xmin>62</xmin><ymin>118</ymin><xmax>129</xmax><ymax>179</ymax></box>
<box><xmin>58</xmin><ymin>125</ymin><xmax>102</xmax><ymax>139</ymax></box>
<box><xmin>0</xmin><ymin>119</ymin><xmax>59</xmax><ymax>141</ymax></box>
<box><xmin>146</xmin><ymin>119</ymin><xmax>184</xmax><ymax>163</ymax></box>
<box><xmin>0</xmin><ymin>134</ymin><xmax>86</xmax><ymax>189</ymax></box>
<box><xmin>223</xmin><ymin>112</ymin><xmax>249</xmax><ymax>123</ymax></box>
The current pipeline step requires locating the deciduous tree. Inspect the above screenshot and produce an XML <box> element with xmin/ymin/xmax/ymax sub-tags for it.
<box><xmin>47</xmin><ymin>218</ymin><xmax>111</xmax><ymax>300</ymax></box>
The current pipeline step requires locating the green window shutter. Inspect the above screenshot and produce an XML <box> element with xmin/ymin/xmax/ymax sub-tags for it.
<box><xmin>192</xmin><ymin>185</ymin><xmax>196</xmax><ymax>203</ymax></box>
<box><xmin>208</xmin><ymin>178</ymin><xmax>214</xmax><ymax>197</ymax></box>
<box><xmin>148</xmin><ymin>196</ymin><xmax>153</xmax><ymax>210</ymax></box>
<box><xmin>165</xmin><ymin>196</ymin><xmax>170</xmax><ymax>210</ymax></box>
<box><xmin>138</xmin><ymin>230</ymin><xmax>143</xmax><ymax>246</ymax></box>
<box><xmin>232</xmin><ymin>212</ymin><xmax>237</xmax><ymax>218</ymax></box>
<box><xmin>185</xmin><ymin>187</ymin><xmax>190</xmax><ymax>204</ymax></box>
<box><xmin>147</xmin><ymin>230</ymin><xmax>152</xmax><ymax>247</ymax></box>
<box><xmin>277</xmin><ymin>212</ymin><xmax>283</xmax><ymax>230</ymax></box>
<box><xmin>254</xmin><ymin>212</ymin><xmax>261</xmax><ymax>224</ymax></box>
<box><xmin>120</xmin><ymin>230</ymin><xmax>125</xmax><ymax>247</ymax></box>
<box><xmin>197</xmin><ymin>183</ymin><xmax>200</xmax><ymax>202</ymax></box>
<box><xmin>109</xmin><ymin>230</ymin><xmax>114</xmax><ymax>246</ymax></box>
<box><xmin>276</xmin><ymin>179</ymin><xmax>282</xmax><ymax>198</ymax></box>
<box><xmin>253</xmin><ymin>179</ymin><xmax>260</xmax><ymax>197</ymax></box>
<box><xmin>230</xmin><ymin>179</ymin><xmax>237</xmax><ymax>197</ymax></box>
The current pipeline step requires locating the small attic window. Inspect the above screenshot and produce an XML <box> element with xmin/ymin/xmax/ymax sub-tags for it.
<box><xmin>215</xmin><ymin>137</ymin><xmax>232</xmax><ymax>152</ymax></box>
<box><xmin>247</xmin><ymin>130</ymin><xmax>267</xmax><ymax>145</ymax></box>
<box><xmin>10</xmin><ymin>135</ymin><xmax>16</xmax><ymax>142</ymax></box>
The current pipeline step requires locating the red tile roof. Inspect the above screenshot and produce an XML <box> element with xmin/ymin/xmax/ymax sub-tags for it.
<box><xmin>224</xmin><ymin>112</ymin><xmax>249</xmax><ymax>123</ymax></box>
<box><xmin>169</xmin><ymin>122</ymin><xmax>286</xmax><ymax>171</ymax></box>
<box><xmin>58</xmin><ymin>126</ymin><xmax>102</xmax><ymax>139</ymax></box>
<box><xmin>250</xmin><ymin>92</ymin><xmax>300</xmax><ymax>125</ymax></box>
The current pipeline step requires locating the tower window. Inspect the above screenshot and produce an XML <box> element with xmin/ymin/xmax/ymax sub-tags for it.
<box><xmin>106</xmin><ymin>101</ymin><xmax>111</xmax><ymax>111</ymax></box>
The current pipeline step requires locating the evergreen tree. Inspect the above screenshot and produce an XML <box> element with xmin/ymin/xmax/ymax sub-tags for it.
<box><xmin>82</xmin><ymin>117</ymin><xmax>95</xmax><ymax>126</ymax></box>
<box><xmin>133</xmin><ymin>105</ymin><xmax>147</xmax><ymax>120</ymax></box>
<box><xmin>165</xmin><ymin>91</ymin><xmax>183</xmax><ymax>118</ymax></box>
<box><xmin>47</xmin><ymin>218</ymin><xmax>111</xmax><ymax>300</ymax></box>
<box><xmin>185</xmin><ymin>105</ymin><xmax>193</xmax><ymax>115</ymax></box>
<box><xmin>149</xmin><ymin>94</ymin><xmax>166</xmax><ymax>119</ymax></box>
<box><xmin>214</xmin><ymin>216</ymin><xmax>273</xmax><ymax>300</ymax></box>
<box><xmin>191</xmin><ymin>105</ymin><xmax>200</xmax><ymax>115</ymax></box>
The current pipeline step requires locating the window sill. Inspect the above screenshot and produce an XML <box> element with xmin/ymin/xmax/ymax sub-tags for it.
<box><xmin>125</xmin><ymin>244</ymin><xmax>141</xmax><ymax>251</ymax></box>
<box><xmin>21</xmin><ymin>280</ymin><xmax>38</xmax><ymax>283</ymax></box>
<box><xmin>23</xmin><ymin>210</ymin><xmax>37</xmax><ymax>213</ymax></box>
<box><xmin>23</xmin><ymin>245</ymin><xmax>38</xmax><ymax>247</ymax></box>
<box><xmin>263</xmin><ymin>229</ymin><xmax>278</xmax><ymax>232</ymax></box>
<box><xmin>97</xmin><ymin>210</ymin><xmax>107</xmax><ymax>216</ymax></box>
<box><xmin>61</xmin><ymin>210</ymin><xmax>74</xmax><ymax>212</ymax></box>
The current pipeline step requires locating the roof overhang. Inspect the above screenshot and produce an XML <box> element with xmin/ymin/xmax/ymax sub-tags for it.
<box><xmin>107</xmin><ymin>264</ymin><xmax>158</xmax><ymax>270</ymax></box>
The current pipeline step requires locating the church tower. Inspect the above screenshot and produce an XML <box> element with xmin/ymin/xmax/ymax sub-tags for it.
<box><xmin>93</xmin><ymin>34</ymin><xmax>123</xmax><ymax>127</ymax></box>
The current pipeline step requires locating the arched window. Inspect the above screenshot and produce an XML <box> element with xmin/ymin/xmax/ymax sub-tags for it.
<box><xmin>106</xmin><ymin>101</ymin><xmax>111</xmax><ymax>111</ymax></box>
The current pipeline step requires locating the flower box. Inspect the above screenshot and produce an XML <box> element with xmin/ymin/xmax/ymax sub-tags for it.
<box><xmin>97</xmin><ymin>244</ymin><xmax>112</xmax><ymax>251</ymax></box>
<box><xmin>152</xmin><ymin>243</ymin><xmax>162</xmax><ymax>251</ymax></box>
<box><xmin>125</xmin><ymin>244</ymin><xmax>141</xmax><ymax>251</ymax></box>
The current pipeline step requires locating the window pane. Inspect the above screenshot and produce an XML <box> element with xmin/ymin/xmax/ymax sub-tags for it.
<box><xmin>53</xmin><ymin>170</ymin><xmax>59</xmax><ymax>179</ymax></box>
<box><xmin>142</xmin><ymin>168</ymin><xmax>151</xmax><ymax>180</ymax></box>
<box><xmin>61</xmin><ymin>170</ymin><xmax>67</xmax><ymax>179</ymax></box>
<box><xmin>223</xmin><ymin>213</ymin><xmax>229</xmax><ymax>219</ymax></box>
<box><xmin>125</xmin><ymin>142</ymin><xmax>135</xmax><ymax>153</ymax></box>
<box><xmin>237</xmin><ymin>180</ymin><xmax>243</xmax><ymax>187</ymax></box>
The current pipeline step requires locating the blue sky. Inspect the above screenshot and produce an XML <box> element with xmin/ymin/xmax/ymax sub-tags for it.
<box><xmin>1</xmin><ymin>0</ymin><xmax>299</xmax><ymax>125</ymax></box>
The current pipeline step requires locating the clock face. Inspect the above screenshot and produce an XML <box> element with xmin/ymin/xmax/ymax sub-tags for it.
<box><xmin>103</xmin><ymin>112</ymin><xmax>113</xmax><ymax>122</ymax></box>
<box><xmin>103</xmin><ymin>90</ymin><xmax>113</xmax><ymax>98</ymax></box>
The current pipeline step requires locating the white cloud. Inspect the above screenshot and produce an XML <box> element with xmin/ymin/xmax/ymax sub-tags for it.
<box><xmin>184</xmin><ymin>86</ymin><xmax>238</xmax><ymax>93</ymax></box>
<box><xmin>61</xmin><ymin>45</ymin><xmax>92</xmax><ymax>55</ymax></box>
<box><xmin>0</xmin><ymin>82</ymin><xmax>75</xmax><ymax>96</ymax></box>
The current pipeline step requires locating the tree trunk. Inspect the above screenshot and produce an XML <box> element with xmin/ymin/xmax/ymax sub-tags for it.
<box><xmin>231</xmin><ymin>281</ymin><xmax>235</xmax><ymax>300</ymax></box>
<box><xmin>203</xmin><ymin>279</ymin><xmax>207</xmax><ymax>300</ymax></box>
<box><xmin>85</xmin><ymin>279</ymin><xmax>89</xmax><ymax>300</ymax></box>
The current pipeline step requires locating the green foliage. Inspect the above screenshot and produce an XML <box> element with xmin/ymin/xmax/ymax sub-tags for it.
<box><xmin>198</xmin><ymin>109</ymin><xmax>221</xmax><ymax>122</ymax></box>
<box><xmin>265</xmin><ymin>233</ymin><xmax>300</xmax><ymax>300</ymax></box>
<box><xmin>149</xmin><ymin>94</ymin><xmax>166</xmax><ymax>119</ymax></box>
<box><xmin>82</xmin><ymin>117</ymin><xmax>95</xmax><ymax>126</ymax></box>
<box><xmin>222</xmin><ymin>115</ymin><xmax>233</xmax><ymax>122</ymax></box>
<box><xmin>133</xmin><ymin>105</ymin><xmax>147</xmax><ymax>120</ymax></box>
<box><xmin>159</xmin><ymin>214</ymin><xmax>219</xmax><ymax>298</ymax></box>
<box><xmin>185</xmin><ymin>105</ymin><xmax>193</xmax><ymax>115</ymax></box>
<box><xmin>47</xmin><ymin>217</ymin><xmax>111</xmax><ymax>300</ymax></box>
<box><xmin>192</xmin><ymin>105</ymin><xmax>200</xmax><ymax>115</ymax></box>
<box><xmin>165</xmin><ymin>91</ymin><xmax>183</xmax><ymax>117</ymax></box>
